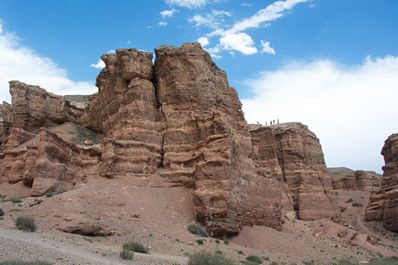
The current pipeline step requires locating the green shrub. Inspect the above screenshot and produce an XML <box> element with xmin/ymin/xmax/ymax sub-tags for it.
<box><xmin>72</xmin><ymin>126</ymin><xmax>100</xmax><ymax>145</ymax></box>
<box><xmin>0</xmin><ymin>260</ymin><xmax>51</xmax><ymax>265</ymax></box>
<box><xmin>246</xmin><ymin>255</ymin><xmax>263</xmax><ymax>264</ymax></box>
<box><xmin>119</xmin><ymin>249</ymin><xmax>134</xmax><ymax>260</ymax></box>
<box><xmin>196</xmin><ymin>239</ymin><xmax>204</xmax><ymax>245</ymax></box>
<box><xmin>45</xmin><ymin>189</ymin><xmax>66</xmax><ymax>198</ymax></box>
<box><xmin>188</xmin><ymin>224</ymin><xmax>209</xmax><ymax>237</ymax></box>
<box><xmin>15</xmin><ymin>216</ymin><xmax>36</xmax><ymax>232</ymax></box>
<box><xmin>368</xmin><ymin>256</ymin><xmax>398</xmax><ymax>265</ymax></box>
<box><xmin>188</xmin><ymin>251</ymin><xmax>236</xmax><ymax>265</ymax></box>
<box><xmin>9</xmin><ymin>197</ymin><xmax>22</xmax><ymax>204</ymax></box>
<box><xmin>0</xmin><ymin>208</ymin><xmax>4</xmax><ymax>216</ymax></box>
<box><xmin>122</xmin><ymin>241</ymin><xmax>148</xmax><ymax>254</ymax></box>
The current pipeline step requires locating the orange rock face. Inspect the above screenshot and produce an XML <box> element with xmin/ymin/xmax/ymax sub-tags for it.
<box><xmin>0</xmin><ymin>43</ymin><xmax>341</xmax><ymax>237</ymax></box>
<box><xmin>250</xmin><ymin>123</ymin><xmax>339</xmax><ymax>221</ymax></box>
<box><xmin>365</xmin><ymin>134</ymin><xmax>398</xmax><ymax>232</ymax></box>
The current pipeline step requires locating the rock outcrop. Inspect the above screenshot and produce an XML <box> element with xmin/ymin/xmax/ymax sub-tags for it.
<box><xmin>0</xmin><ymin>43</ymin><xmax>341</xmax><ymax>237</ymax></box>
<box><xmin>365</xmin><ymin>134</ymin><xmax>398</xmax><ymax>232</ymax></box>
<box><xmin>0</xmin><ymin>129</ymin><xmax>100</xmax><ymax>196</ymax></box>
<box><xmin>250</xmin><ymin>123</ymin><xmax>339</xmax><ymax>220</ymax></box>
<box><xmin>328</xmin><ymin>167</ymin><xmax>381</xmax><ymax>192</ymax></box>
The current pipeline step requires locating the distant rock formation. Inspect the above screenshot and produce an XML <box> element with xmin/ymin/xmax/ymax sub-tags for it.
<box><xmin>328</xmin><ymin>167</ymin><xmax>381</xmax><ymax>192</ymax></box>
<box><xmin>0</xmin><ymin>43</ymin><xmax>340</xmax><ymax>237</ymax></box>
<box><xmin>365</xmin><ymin>134</ymin><xmax>398</xmax><ymax>232</ymax></box>
<box><xmin>250</xmin><ymin>123</ymin><xmax>339</xmax><ymax>221</ymax></box>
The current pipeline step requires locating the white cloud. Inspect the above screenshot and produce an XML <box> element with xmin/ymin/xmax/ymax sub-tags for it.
<box><xmin>242</xmin><ymin>56</ymin><xmax>398</xmax><ymax>172</ymax></box>
<box><xmin>190</xmin><ymin>10</ymin><xmax>231</xmax><ymax>29</ymax></box>
<box><xmin>0</xmin><ymin>20</ymin><xmax>97</xmax><ymax>103</ymax></box>
<box><xmin>225</xmin><ymin>0</ymin><xmax>308</xmax><ymax>35</ymax></box>
<box><xmin>260</xmin><ymin>40</ymin><xmax>275</xmax><ymax>55</ymax></box>
<box><xmin>158</xmin><ymin>21</ymin><xmax>168</xmax><ymax>26</ymax></box>
<box><xmin>195</xmin><ymin>0</ymin><xmax>307</xmax><ymax>56</ymax></box>
<box><xmin>166</xmin><ymin>0</ymin><xmax>212</xmax><ymax>9</ymax></box>
<box><xmin>160</xmin><ymin>9</ymin><xmax>176</xmax><ymax>18</ymax></box>
<box><xmin>198</xmin><ymin>36</ymin><xmax>209</xmax><ymax>47</ymax></box>
<box><xmin>91</xmin><ymin>59</ymin><xmax>105</xmax><ymax>69</ymax></box>
<box><xmin>219</xmin><ymin>32</ymin><xmax>257</xmax><ymax>55</ymax></box>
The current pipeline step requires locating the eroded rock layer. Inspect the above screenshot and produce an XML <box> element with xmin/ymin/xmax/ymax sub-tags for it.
<box><xmin>365</xmin><ymin>134</ymin><xmax>398</xmax><ymax>232</ymax></box>
<box><xmin>250</xmin><ymin>123</ymin><xmax>339</xmax><ymax>221</ymax></box>
<box><xmin>155</xmin><ymin>43</ymin><xmax>284</xmax><ymax>235</ymax></box>
<box><xmin>0</xmin><ymin>43</ymin><xmax>341</xmax><ymax>237</ymax></box>
<box><xmin>0</xmin><ymin>129</ymin><xmax>100</xmax><ymax>196</ymax></box>
<box><xmin>328</xmin><ymin>167</ymin><xmax>381</xmax><ymax>192</ymax></box>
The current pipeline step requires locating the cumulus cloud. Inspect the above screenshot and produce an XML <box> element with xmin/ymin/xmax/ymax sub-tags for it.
<box><xmin>260</xmin><ymin>40</ymin><xmax>275</xmax><ymax>55</ymax></box>
<box><xmin>160</xmin><ymin>9</ymin><xmax>176</xmax><ymax>18</ymax></box>
<box><xmin>91</xmin><ymin>59</ymin><xmax>105</xmax><ymax>69</ymax></box>
<box><xmin>220</xmin><ymin>32</ymin><xmax>257</xmax><ymax>55</ymax></box>
<box><xmin>0</xmin><ymin>20</ymin><xmax>97</xmax><ymax>103</ymax></box>
<box><xmin>166</xmin><ymin>0</ymin><xmax>212</xmax><ymax>9</ymax></box>
<box><xmin>241</xmin><ymin>56</ymin><xmax>398</xmax><ymax>172</ymax></box>
<box><xmin>197</xmin><ymin>36</ymin><xmax>209</xmax><ymax>47</ymax></box>
<box><xmin>196</xmin><ymin>0</ymin><xmax>307</xmax><ymax>56</ymax></box>
<box><xmin>158</xmin><ymin>21</ymin><xmax>168</xmax><ymax>26</ymax></box>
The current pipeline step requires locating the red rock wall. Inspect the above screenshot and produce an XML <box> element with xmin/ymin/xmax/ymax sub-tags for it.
<box><xmin>250</xmin><ymin>123</ymin><xmax>339</xmax><ymax>221</ymax></box>
<box><xmin>365</xmin><ymin>134</ymin><xmax>398</xmax><ymax>232</ymax></box>
<box><xmin>329</xmin><ymin>167</ymin><xmax>381</xmax><ymax>192</ymax></box>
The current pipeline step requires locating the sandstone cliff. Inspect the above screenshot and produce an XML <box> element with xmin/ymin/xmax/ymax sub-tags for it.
<box><xmin>0</xmin><ymin>43</ymin><xmax>340</xmax><ymax>237</ymax></box>
<box><xmin>250</xmin><ymin>123</ymin><xmax>339</xmax><ymax>220</ymax></box>
<box><xmin>365</xmin><ymin>134</ymin><xmax>398</xmax><ymax>232</ymax></box>
<box><xmin>328</xmin><ymin>167</ymin><xmax>381</xmax><ymax>192</ymax></box>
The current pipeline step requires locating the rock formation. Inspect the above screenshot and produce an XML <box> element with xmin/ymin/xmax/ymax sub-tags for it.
<box><xmin>365</xmin><ymin>134</ymin><xmax>398</xmax><ymax>232</ymax></box>
<box><xmin>0</xmin><ymin>43</ymin><xmax>340</xmax><ymax>237</ymax></box>
<box><xmin>250</xmin><ymin>123</ymin><xmax>339</xmax><ymax>220</ymax></box>
<box><xmin>328</xmin><ymin>167</ymin><xmax>381</xmax><ymax>192</ymax></box>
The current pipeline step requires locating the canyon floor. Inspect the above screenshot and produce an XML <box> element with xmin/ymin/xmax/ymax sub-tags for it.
<box><xmin>0</xmin><ymin>175</ymin><xmax>397</xmax><ymax>265</ymax></box>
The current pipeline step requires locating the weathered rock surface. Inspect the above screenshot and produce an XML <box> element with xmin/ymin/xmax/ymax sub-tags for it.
<box><xmin>0</xmin><ymin>129</ymin><xmax>100</xmax><ymax>196</ymax></box>
<box><xmin>250</xmin><ymin>123</ymin><xmax>339</xmax><ymax>221</ymax></box>
<box><xmin>328</xmin><ymin>167</ymin><xmax>381</xmax><ymax>192</ymax></box>
<box><xmin>155</xmin><ymin>43</ymin><xmax>284</xmax><ymax>235</ymax></box>
<box><xmin>0</xmin><ymin>43</ymin><xmax>341</xmax><ymax>237</ymax></box>
<box><xmin>365</xmin><ymin>134</ymin><xmax>398</xmax><ymax>232</ymax></box>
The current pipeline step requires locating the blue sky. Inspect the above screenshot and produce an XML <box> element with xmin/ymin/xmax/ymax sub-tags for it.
<box><xmin>0</xmin><ymin>0</ymin><xmax>398</xmax><ymax>172</ymax></box>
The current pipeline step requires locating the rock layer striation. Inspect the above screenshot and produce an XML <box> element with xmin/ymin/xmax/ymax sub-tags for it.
<box><xmin>365</xmin><ymin>134</ymin><xmax>398</xmax><ymax>232</ymax></box>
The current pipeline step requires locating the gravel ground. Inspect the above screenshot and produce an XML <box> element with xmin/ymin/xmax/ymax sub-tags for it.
<box><xmin>0</xmin><ymin>227</ymin><xmax>188</xmax><ymax>265</ymax></box>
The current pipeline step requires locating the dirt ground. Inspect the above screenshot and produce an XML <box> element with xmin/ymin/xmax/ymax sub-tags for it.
<box><xmin>0</xmin><ymin>175</ymin><xmax>397</xmax><ymax>265</ymax></box>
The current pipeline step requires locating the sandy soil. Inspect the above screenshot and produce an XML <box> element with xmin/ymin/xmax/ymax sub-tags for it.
<box><xmin>1</xmin><ymin>177</ymin><xmax>397</xmax><ymax>265</ymax></box>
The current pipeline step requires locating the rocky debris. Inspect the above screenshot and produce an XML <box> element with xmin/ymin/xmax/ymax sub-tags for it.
<box><xmin>0</xmin><ymin>129</ymin><xmax>100</xmax><ymax>196</ymax></box>
<box><xmin>328</xmin><ymin>167</ymin><xmax>381</xmax><ymax>192</ymax></box>
<box><xmin>56</xmin><ymin>213</ymin><xmax>112</xmax><ymax>236</ymax></box>
<box><xmin>250</xmin><ymin>123</ymin><xmax>339</xmax><ymax>221</ymax></box>
<box><xmin>365</xmin><ymin>134</ymin><xmax>398</xmax><ymax>232</ymax></box>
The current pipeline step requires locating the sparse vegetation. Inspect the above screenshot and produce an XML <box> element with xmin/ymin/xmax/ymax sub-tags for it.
<box><xmin>188</xmin><ymin>223</ymin><xmax>209</xmax><ymax>237</ymax></box>
<box><xmin>72</xmin><ymin>126</ymin><xmax>100</xmax><ymax>145</ymax></box>
<box><xmin>45</xmin><ymin>189</ymin><xmax>66</xmax><ymax>198</ymax></box>
<box><xmin>188</xmin><ymin>251</ymin><xmax>236</xmax><ymax>265</ymax></box>
<box><xmin>368</xmin><ymin>256</ymin><xmax>398</xmax><ymax>265</ymax></box>
<box><xmin>245</xmin><ymin>255</ymin><xmax>263</xmax><ymax>264</ymax></box>
<box><xmin>352</xmin><ymin>202</ymin><xmax>363</xmax><ymax>207</ymax></box>
<box><xmin>15</xmin><ymin>216</ymin><xmax>36</xmax><ymax>232</ymax></box>
<box><xmin>33</xmin><ymin>199</ymin><xmax>42</xmax><ymax>205</ymax></box>
<box><xmin>122</xmin><ymin>240</ymin><xmax>149</xmax><ymax>254</ymax></box>
<box><xmin>196</xmin><ymin>239</ymin><xmax>204</xmax><ymax>245</ymax></box>
<box><xmin>0</xmin><ymin>261</ymin><xmax>51</xmax><ymax>265</ymax></box>
<box><xmin>119</xmin><ymin>249</ymin><xmax>134</xmax><ymax>260</ymax></box>
<box><xmin>9</xmin><ymin>197</ymin><xmax>22</xmax><ymax>204</ymax></box>
<box><xmin>345</xmin><ymin>198</ymin><xmax>353</xmax><ymax>203</ymax></box>
<box><xmin>0</xmin><ymin>208</ymin><xmax>4</xmax><ymax>216</ymax></box>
